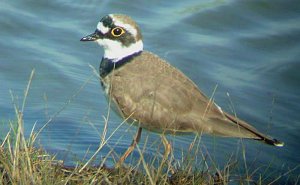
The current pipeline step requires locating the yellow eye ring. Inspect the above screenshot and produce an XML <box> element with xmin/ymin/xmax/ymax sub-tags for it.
<box><xmin>111</xmin><ymin>27</ymin><xmax>125</xmax><ymax>37</ymax></box>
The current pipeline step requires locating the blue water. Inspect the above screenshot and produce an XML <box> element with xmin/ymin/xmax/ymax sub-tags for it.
<box><xmin>1</xmin><ymin>0</ymin><xmax>299</xmax><ymax>183</ymax></box>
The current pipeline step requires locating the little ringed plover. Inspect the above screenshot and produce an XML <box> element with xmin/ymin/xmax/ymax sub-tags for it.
<box><xmin>81</xmin><ymin>14</ymin><xmax>284</xmax><ymax>165</ymax></box>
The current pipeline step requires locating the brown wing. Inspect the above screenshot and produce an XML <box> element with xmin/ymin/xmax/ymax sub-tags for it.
<box><xmin>107</xmin><ymin>51</ymin><xmax>214</xmax><ymax>133</ymax></box>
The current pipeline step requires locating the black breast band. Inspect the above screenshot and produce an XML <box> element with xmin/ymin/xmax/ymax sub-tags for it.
<box><xmin>99</xmin><ymin>51</ymin><xmax>142</xmax><ymax>78</ymax></box>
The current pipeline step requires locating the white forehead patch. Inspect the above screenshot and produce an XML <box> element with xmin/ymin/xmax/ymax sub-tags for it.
<box><xmin>110</xmin><ymin>15</ymin><xmax>137</xmax><ymax>37</ymax></box>
<box><xmin>97</xmin><ymin>22</ymin><xmax>110</xmax><ymax>34</ymax></box>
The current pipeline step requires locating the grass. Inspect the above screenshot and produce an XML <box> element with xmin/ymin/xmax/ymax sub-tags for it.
<box><xmin>0</xmin><ymin>119</ymin><xmax>230</xmax><ymax>185</ymax></box>
<box><xmin>0</xmin><ymin>69</ymin><xmax>299</xmax><ymax>185</ymax></box>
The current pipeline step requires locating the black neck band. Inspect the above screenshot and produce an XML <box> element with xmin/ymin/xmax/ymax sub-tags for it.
<box><xmin>99</xmin><ymin>51</ymin><xmax>142</xmax><ymax>78</ymax></box>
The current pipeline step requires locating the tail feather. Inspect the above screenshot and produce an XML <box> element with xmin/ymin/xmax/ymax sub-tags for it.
<box><xmin>224</xmin><ymin>113</ymin><xmax>284</xmax><ymax>147</ymax></box>
<box><xmin>256</xmin><ymin>137</ymin><xmax>284</xmax><ymax>147</ymax></box>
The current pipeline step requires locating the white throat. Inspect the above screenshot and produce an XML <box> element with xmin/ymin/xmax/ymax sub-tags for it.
<box><xmin>96</xmin><ymin>39</ymin><xmax>143</xmax><ymax>62</ymax></box>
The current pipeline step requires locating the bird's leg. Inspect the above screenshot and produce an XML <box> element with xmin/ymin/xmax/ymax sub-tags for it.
<box><xmin>116</xmin><ymin>127</ymin><xmax>142</xmax><ymax>168</ymax></box>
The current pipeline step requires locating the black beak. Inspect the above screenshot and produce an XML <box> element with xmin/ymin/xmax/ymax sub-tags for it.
<box><xmin>80</xmin><ymin>30</ymin><xmax>103</xmax><ymax>41</ymax></box>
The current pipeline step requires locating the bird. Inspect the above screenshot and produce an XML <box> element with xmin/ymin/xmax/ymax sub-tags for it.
<box><xmin>80</xmin><ymin>14</ymin><xmax>284</xmax><ymax>165</ymax></box>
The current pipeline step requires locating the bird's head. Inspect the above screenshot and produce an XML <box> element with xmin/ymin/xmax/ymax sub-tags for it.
<box><xmin>81</xmin><ymin>14</ymin><xmax>143</xmax><ymax>62</ymax></box>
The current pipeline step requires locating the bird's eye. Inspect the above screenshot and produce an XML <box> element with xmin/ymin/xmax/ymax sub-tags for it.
<box><xmin>111</xmin><ymin>27</ymin><xmax>125</xmax><ymax>37</ymax></box>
